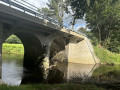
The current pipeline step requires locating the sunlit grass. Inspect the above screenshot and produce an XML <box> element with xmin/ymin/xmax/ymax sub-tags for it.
<box><xmin>94</xmin><ymin>45</ymin><xmax>120</xmax><ymax>64</ymax></box>
<box><xmin>2</xmin><ymin>43</ymin><xmax>24</xmax><ymax>55</ymax></box>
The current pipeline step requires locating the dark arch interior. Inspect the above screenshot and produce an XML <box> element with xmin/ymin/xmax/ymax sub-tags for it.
<box><xmin>15</xmin><ymin>32</ymin><xmax>43</xmax><ymax>84</ymax></box>
<box><xmin>50</xmin><ymin>38</ymin><xmax>65</xmax><ymax>59</ymax></box>
<box><xmin>15</xmin><ymin>32</ymin><xmax>43</xmax><ymax>69</ymax></box>
<box><xmin>48</xmin><ymin>38</ymin><xmax>67</xmax><ymax>84</ymax></box>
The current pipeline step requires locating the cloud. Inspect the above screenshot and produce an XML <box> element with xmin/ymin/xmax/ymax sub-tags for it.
<box><xmin>26</xmin><ymin>0</ymin><xmax>48</xmax><ymax>8</ymax></box>
<box><xmin>16</xmin><ymin>0</ymin><xmax>48</xmax><ymax>9</ymax></box>
<box><xmin>63</xmin><ymin>13</ymin><xmax>86</xmax><ymax>30</ymax></box>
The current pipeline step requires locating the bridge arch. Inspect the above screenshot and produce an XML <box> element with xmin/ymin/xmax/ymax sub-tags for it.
<box><xmin>50</xmin><ymin>37</ymin><xmax>67</xmax><ymax>62</ymax></box>
<box><xmin>2</xmin><ymin>32</ymin><xmax>43</xmax><ymax>69</ymax></box>
<box><xmin>15</xmin><ymin>32</ymin><xmax>43</xmax><ymax>69</ymax></box>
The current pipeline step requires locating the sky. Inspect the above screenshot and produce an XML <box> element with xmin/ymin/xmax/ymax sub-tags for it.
<box><xmin>16</xmin><ymin>0</ymin><xmax>86</xmax><ymax>30</ymax></box>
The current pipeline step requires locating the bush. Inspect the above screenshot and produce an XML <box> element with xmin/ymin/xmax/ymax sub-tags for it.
<box><xmin>5</xmin><ymin>35</ymin><xmax>22</xmax><ymax>44</ymax></box>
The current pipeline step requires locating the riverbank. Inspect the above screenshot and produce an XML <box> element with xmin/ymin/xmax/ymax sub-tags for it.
<box><xmin>2</xmin><ymin>43</ymin><xmax>24</xmax><ymax>55</ymax></box>
<box><xmin>94</xmin><ymin>45</ymin><xmax>120</xmax><ymax>64</ymax></box>
<box><xmin>0</xmin><ymin>83</ymin><xmax>105</xmax><ymax>90</ymax></box>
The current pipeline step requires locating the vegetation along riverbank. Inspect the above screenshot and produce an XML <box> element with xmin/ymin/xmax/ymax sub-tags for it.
<box><xmin>2</xmin><ymin>43</ymin><xmax>24</xmax><ymax>55</ymax></box>
<box><xmin>0</xmin><ymin>83</ymin><xmax>109</xmax><ymax>90</ymax></box>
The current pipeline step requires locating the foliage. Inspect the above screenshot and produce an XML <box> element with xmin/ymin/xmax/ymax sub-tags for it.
<box><xmin>5</xmin><ymin>35</ymin><xmax>22</xmax><ymax>44</ymax></box>
<box><xmin>86</xmin><ymin>0</ymin><xmax>120</xmax><ymax>53</ymax></box>
<box><xmin>66</xmin><ymin>0</ymin><xmax>95</xmax><ymax>26</ymax></box>
<box><xmin>69</xmin><ymin>0</ymin><xmax>120</xmax><ymax>53</ymax></box>
<box><xmin>2</xmin><ymin>43</ymin><xmax>24</xmax><ymax>55</ymax></box>
<box><xmin>77</xmin><ymin>27</ymin><xmax>87</xmax><ymax>35</ymax></box>
<box><xmin>39</xmin><ymin>0</ymin><xmax>67</xmax><ymax>26</ymax></box>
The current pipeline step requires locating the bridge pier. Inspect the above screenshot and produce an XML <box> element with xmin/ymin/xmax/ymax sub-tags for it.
<box><xmin>41</xmin><ymin>43</ymin><xmax>50</xmax><ymax>82</ymax></box>
<box><xmin>0</xmin><ymin>43</ymin><xmax>2</xmax><ymax>79</ymax></box>
<box><xmin>66</xmin><ymin>37</ymin><xmax>99</xmax><ymax>64</ymax></box>
<box><xmin>0</xmin><ymin>23</ymin><xmax>3</xmax><ymax>79</ymax></box>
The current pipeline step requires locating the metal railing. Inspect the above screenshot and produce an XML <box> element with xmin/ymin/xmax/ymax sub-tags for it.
<box><xmin>0</xmin><ymin>0</ymin><xmax>85</xmax><ymax>36</ymax></box>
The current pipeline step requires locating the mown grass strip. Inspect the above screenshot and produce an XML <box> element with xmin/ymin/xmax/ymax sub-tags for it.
<box><xmin>2</xmin><ymin>43</ymin><xmax>24</xmax><ymax>55</ymax></box>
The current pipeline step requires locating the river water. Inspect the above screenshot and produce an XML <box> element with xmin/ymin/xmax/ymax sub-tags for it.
<box><xmin>2</xmin><ymin>53</ymin><xmax>120</xmax><ymax>86</ymax></box>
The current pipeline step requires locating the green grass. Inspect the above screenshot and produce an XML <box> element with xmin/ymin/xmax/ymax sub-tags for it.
<box><xmin>2</xmin><ymin>43</ymin><xmax>24</xmax><ymax>55</ymax></box>
<box><xmin>0</xmin><ymin>84</ymin><xmax>104</xmax><ymax>90</ymax></box>
<box><xmin>94</xmin><ymin>45</ymin><xmax>120</xmax><ymax>64</ymax></box>
<box><xmin>92</xmin><ymin>65</ymin><xmax>120</xmax><ymax>83</ymax></box>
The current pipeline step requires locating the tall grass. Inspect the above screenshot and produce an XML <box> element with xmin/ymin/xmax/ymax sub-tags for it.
<box><xmin>2</xmin><ymin>43</ymin><xmax>24</xmax><ymax>55</ymax></box>
<box><xmin>94</xmin><ymin>45</ymin><xmax>120</xmax><ymax>64</ymax></box>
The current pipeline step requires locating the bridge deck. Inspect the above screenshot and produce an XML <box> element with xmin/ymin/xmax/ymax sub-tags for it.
<box><xmin>0</xmin><ymin>0</ymin><xmax>85</xmax><ymax>39</ymax></box>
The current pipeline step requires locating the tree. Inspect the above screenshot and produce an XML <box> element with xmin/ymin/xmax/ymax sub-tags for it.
<box><xmin>69</xmin><ymin>0</ymin><xmax>120</xmax><ymax>53</ymax></box>
<box><xmin>39</xmin><ymin>0</ymin><xmax>67</xmax><ymax>26</ymax></box>
<box><xmin>77</xmin><ymin>27</ymin><xmax>87</xmax><ymax>34</ymax></box>
<box><xmin>85</xmin><ymin>0</ymin><xmax>120</xmax><ymax>53</ymax></box>
<box><xmin>5</xmin><ymin>35</ymin><xmax>22</xmax><ymax>44</ymax></box>
<box><xmin>66</xmin><ymin>0</ymin><xmax>95</xmax><ymax>26</ymax></box>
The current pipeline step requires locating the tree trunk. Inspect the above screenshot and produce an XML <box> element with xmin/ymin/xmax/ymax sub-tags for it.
<box><xmin>97</xmin><ymin>25</ymin><xmax>101</xmax><ymax>45</ymax></box>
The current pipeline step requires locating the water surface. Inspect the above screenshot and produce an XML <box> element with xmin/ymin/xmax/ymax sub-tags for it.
<box><xmin>2</xmin><ymin>53</ymin><xmax>120</xmax><ymax>86</ymax></box>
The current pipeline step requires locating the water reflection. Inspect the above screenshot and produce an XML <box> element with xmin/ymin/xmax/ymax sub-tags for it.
<box><xmin>2</xmin><ymin>54</ymin><xmax>23</xmax><ymax>86</ymax></box>
<box><xmin>66</xmin><ymin>63</ymin><xmax>100</xmax><ymax>82</ymax></box>
<box><xmin>2</xmin><ymin>53</ymin><xmax>101</xmax><ymax>86</ymax></box>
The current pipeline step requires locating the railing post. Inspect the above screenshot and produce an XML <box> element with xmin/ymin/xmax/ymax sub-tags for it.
<box><xmin>9</xmin><ymin>0</ymin><xmax>11</xmax><ymax>7</ymax></box>
<box><xmin>35</xmin><ymin>13</ymin><xmax>36</xmax><ymax>17</ymax></box>
<box><xmin>23</xmin><ymin>7</ymin><xmax>25</xmax><ymax>13</ymax></box>
<box><xmin>0</xmin><ymin>23</ymin><xmax>3</xmax><ymax>79</ymax></box>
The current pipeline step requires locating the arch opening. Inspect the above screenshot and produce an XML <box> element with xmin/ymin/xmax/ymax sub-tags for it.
<box><xmin>2</xmin><ymin>32</ymin><xmax>43</xmax><ymax>85</ymax></box>
<box><xmin>15</xmin><ymin>32</ymin><xmax>43</xmax><ymax>69</ymax></box>
<box><xmin>2</xmin><ymin>34</ymin><xmax>24</xmax><ymax>86</ymax></box>
<box><xmin>15</xmin><ymin>32</ymin><xmax>43</xmax><ymax>84</ymax></box>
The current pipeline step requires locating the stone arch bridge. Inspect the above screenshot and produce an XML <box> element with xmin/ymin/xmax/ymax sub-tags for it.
<box><xmin>0</xmin><ymin>0</ymin><xmax>99</xmax><ymax>81</ymax></box>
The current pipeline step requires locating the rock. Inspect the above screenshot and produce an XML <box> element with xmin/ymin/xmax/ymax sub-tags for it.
<box><xmin>0</xmin><ymin>79</ymin><xmax>5</xmax><ymax>85</ymax></box>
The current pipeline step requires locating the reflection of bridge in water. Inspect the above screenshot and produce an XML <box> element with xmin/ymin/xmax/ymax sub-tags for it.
<box><xmin>66</xmin><ymin>63</ymin><xmax>100</xmax><ymax>82</ymax></box>
<box><xmin>2</xmin><ymin>53</ymin><xmax>100</xmax><ymax>85</ymax></box>
<box><xmin>0</xmin><ymin>0</ymin><xmax>99</xmax><ymax>84</ymax></box>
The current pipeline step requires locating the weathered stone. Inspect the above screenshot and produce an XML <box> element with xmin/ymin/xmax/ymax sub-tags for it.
<box><xmin>0</xmin><ymin>79</ymin><xmax>5</xmax><ymax>85</ymax></box>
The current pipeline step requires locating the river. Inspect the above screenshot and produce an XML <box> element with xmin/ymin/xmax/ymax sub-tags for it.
<box><xmin>2</xmin><ymin>53</ymin><xmax>120</xmax><ymax>86</ymax></box>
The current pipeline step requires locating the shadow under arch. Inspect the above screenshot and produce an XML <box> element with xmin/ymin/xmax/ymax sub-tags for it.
<box><xmin>14</xmin><ymin>32</ymin><xmax>43</xmax><ymax>69</ymax></box>
<box><xmin>50</xmin><ymin>37</ymin><xmax>66</xmax><ymax>60</ymax></box>
<box><xmin>14</xmin><ymin>32</ymin><xmax>44</xmax><ymax>84</ymax></box>
<box><xmin>48</xmin><ymin>37</ymin><xmax>68</xmax><ymax>84</ymax></box>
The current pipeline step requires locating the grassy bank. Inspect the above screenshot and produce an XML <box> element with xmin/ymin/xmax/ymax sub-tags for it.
<box><xmin>91</xmin><ymin>65</ymin><xmax>120</xmax><ymax>84</ymax></box>
<box><xmin>0</xmin><ymin>84</ymin><xmax>105</xmax><ymax>90</ymax></box>
<box><xmin>94</xmin><ymin>45</ymin><xmax>120</xmax><ymax>64</ymax></box>
<box><xmin>2</xmin><ymin>43</ymin><xmax>24</xmax><ymax>55</ymax></box>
